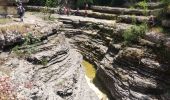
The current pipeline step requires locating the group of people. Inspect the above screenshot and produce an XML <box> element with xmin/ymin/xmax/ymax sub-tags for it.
<box><xmin>15</xmin><ymin>1</ymin><xmax>155</xmax><ymax>26</ymax></box>
<box><xmin>16</xmin><ymin>2</ymin><xmax>89</xmax><ymax>22</ymax></box>
<box><xmin>62</xmin><ymin>3</ymin><xmax>89</xmax><ymax>17</ymax></box>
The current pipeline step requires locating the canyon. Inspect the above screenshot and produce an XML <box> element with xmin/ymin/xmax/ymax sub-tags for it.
<box><xmin>0</xmin><ymin>0</ymin><xmax>170</xmax><ymax>100</ymax></box>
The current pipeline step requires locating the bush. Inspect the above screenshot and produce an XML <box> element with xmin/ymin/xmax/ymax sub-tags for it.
<box><xmin>28</xmin><ymin>0</ymin><xmax>58</xmax><ymax>7</ymax></box>
<box><xmin>123</xmin><ymin>24</ymin><xmax>148</xmax><ymax>43</ymax></box>
<box><xmin>76</xmin><ymin>0</ymin><xmax>93</xmax><ymax>7</ymax></box>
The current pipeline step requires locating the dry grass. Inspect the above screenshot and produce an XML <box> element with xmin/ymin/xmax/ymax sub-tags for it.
<box><xmin>0</xmin><ymin>18</ymin><xmax>13</xmax><ymax>25</ymax></box>
<box><xmin>150</xmin><ymin>26</ymin><xmax>170</xmax><ymax>35</ymax></box>
<box><xmin>0</xmin><ymin>23</ymin><xmax>31</xmax><ymax>35</ymax></box>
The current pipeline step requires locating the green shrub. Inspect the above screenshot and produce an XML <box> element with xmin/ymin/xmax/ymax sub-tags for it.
<box><xmin>137</xmin><ymin>0</ymin><xmax>148</xmax><ymax>16</ymax></box>
<box><xmin>40</xmin><ymin>57</ymin><xmax>48</xmax><ymax>66</ymax></box>
<box><xmin>161</xmin><ymin>0</ymin><xmax>170</xmax><ymax>6</ymax></box>
<box><xmin>76</xmin><ymin>0</ymin><xmax>93</xmax><ymax>7</ymax></box>
<box><xmin>123</xmin><ymin>24</ymin><xmax>148</xmax><ymax>43</ymax></box>
<box><xmin>28</xmin><ymin>0</ymin><xmax>58</xmax><ymax>7</ymax></box>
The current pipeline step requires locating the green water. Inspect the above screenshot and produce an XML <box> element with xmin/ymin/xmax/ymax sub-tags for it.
<box><xmin>82</xmin><ymin>60</ymin><xmax>112</xmax><ymax>100</ymax></box>
<box><xmin>82</xmin><ymin>60</ymin><xmax>96</xmax><ymax>79</ymax></box>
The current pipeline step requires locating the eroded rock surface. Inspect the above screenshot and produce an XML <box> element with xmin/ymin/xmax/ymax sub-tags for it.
<box><xmin>59</xmin><ymin>16</ymin><xmax>170</xmax><ymax>100</ymax></box>
<box><xmin>0</xmin><ymin>14</ymin><xmax>99</xmax><ymax>100</ymax></box>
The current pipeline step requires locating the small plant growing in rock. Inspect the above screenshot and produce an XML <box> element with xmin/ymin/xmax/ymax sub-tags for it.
<box><xmin>123</xmin><ymin>24</ymin><xmax>148</xmax><ymax>44</ymax></box>
<box><xmin>40</xmin><ymin>57</ymin><xmax>48</xmax><ymax>66</ymax></box>
<box><xmin>137</xmin><ymin>0</ymin><xmax>148</xmax><ymax>16</ymax></box>
<box><xmin>12</xmin><ymin>33</ymin><xmax>40</xmax><ymax>58</ymax></box>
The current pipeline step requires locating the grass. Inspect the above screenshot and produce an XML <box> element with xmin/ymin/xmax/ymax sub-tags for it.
<box><xmin>0</xmin><ymin>23</ymin><xmax>31</xmax><ymax>35</ymax></box>
<box><xmin>0</xmin><ymin>18</ymin><xmax>13</xmax><ymax>24</ymax></box>
<box><xmin>123</xmin><ymin>24</ymin><xmax>148</xmax><ymax>44</ymax></box>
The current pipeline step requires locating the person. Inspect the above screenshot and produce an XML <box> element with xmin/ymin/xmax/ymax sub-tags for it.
<box><xmin>67</xmin><ymin>7</ymin><xmax>71</xmax><ymax>16</ymax></box>
<box><xmin>63</xmin><ymin>6</ymin><xmax>67</xmax><ymax>15</ymax></box>
<box><xmin>17</xmin><ymin>2</ymin><xmax>25</xmax><ymax>22</ymax></box>
<box><xmin>75</xmin><ymin>8</ymin><xmax>80</xmax><ymax>16</ymax></box>
<box><xmin>84</xmin><ymin>3</ymin><xmax>88</xmax><ymax>17</ymax></box>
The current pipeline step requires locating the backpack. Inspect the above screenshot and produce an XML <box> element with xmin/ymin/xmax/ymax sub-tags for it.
<box><xmin>18</xmin><ymin>6</ymin><xmax>25</xmax><ymax>14</ymax></box>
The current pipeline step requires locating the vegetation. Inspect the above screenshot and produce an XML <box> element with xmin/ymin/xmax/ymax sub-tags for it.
<box><xmin>94</xmin><ymin>0</ymin><xmax>125</xmax><ymax>6</ymax></box>
<box><xmin>136</xmin><ymin>0</ymin><xmax>148</xmax><ymax>16</ymax></box>
<box><xmin>76</xmin><ymin>0</ymin><xmax>93</xmax><ymax>7</ymax></box>
<box><xmin>123</xmin><ymin>24</ymin><xmax>148</xmax><ymax>43</ymax></box>
<box><xmin>161</xmin><ymin>0</ymin><xmax>170</xmax><ymax>6</ymax></box>
<box><xmin>0</xmin><ymin>18</ymin><xmax>13</xmax><ymax>24</ymax></box>
<box><xmin>28</xmin><ymin>0</ymin><xmax>59</xmax><ymax>7</ymax></box>
<box><xmin>40</xmin><ymin>57</ymin><xmax>48</xmax><ymax>66</ymax></box>
<box><xmin>12</xmin><ymin>33</ymin><xmax>40</xmax><ymax>58</ymax></box>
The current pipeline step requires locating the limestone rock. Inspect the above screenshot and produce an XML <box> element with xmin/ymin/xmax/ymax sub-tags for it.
<box><xmin>58</xmin><ymin>17</ymin><xmax>170</xmax><ymax>100</ymax></box>
<box><xmin>0</xmin><ymin>34</ymin><xmax>99</xmax><ymax>100</ymax></box>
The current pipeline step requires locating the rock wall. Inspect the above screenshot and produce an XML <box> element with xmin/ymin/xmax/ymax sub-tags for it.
<box><xmin>59</xmin><ymin>17</ymin><xmax>170</xmax><ymax>100</ymax></box>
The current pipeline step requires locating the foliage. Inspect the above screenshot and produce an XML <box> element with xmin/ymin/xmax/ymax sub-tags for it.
<box><xmin>28</xmin><ymin>0</ymin><xmax>59</xmax><ymax>7</ymax></box>
<box><xmin>12</xmin><ymin>33</ymin><xmax>40</xmax><ymax>58</ymax></box>
<box><xmin>0</xmin><ymin>18</ymin><xmax>13</xmax><ymax>24</ymax></box>
<box><xmin>94</xmin><ymin>0</ymin><xmax>125</xmax><ymax>6</ymax></box>
<box><xmin>137</xmin><ymin>0</ymin><xmax>148</xmax><ymax>16</ymax></box>
<box><xmin>76</xmin><ymin>0</ymin><xmax>93</xmax><ymax>7</ymax></box>
<box><xmin>123</xmin><ymin>24</ymin><xmax>148</xmax><ymax>43</ymax></box>
<box><xmin>40</xmin><ymin>57</ymin><xmax>48</xmax><ymax>66</ymax></box>
<box><xmin>161</xmin><ymin>0</ymin><xmax>170</xmax><ymax>6</ymax></box>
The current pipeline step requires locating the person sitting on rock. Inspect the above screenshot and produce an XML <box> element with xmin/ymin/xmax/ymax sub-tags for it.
<box><xmin>17</xmin><ymin>2</ymin><xmax>25</xmax><ymax>22</ymax></box>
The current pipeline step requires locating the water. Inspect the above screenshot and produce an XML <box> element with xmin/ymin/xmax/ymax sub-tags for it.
<box><xmin>82</xmin><ymin>60</ymin><xmax>109</xmax><ymax>100</ymax></box>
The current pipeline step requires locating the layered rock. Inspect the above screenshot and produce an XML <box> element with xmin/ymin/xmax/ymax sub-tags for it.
<box><xmin>91</xmin><ymin>5</ymin><xmax>162</xmax><ymax>16</ymax></box>
<box><xmin>58</xmin><ymin>16</ymin><xmax>170</xmax><ymax>100</ymax></box>
<box><xmin>8</xmin><ymin>34</ymin><xmax>98</xmax><ymax>100</ymax></box>
<box><xmin>0</xmin><ymin>15</ymin><xmax>99</xmax><ymax>100</ymax></box>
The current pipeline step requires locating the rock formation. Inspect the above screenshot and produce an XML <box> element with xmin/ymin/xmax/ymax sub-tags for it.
<box><xmin>58</xmin><ymin>14</ymin><xmax>170</xmax><ymax>100</ymax></box>
<box><xmin>0</xmin><ymin>17</ymin><xmax>99</xmax><ymax>100</ymax></box>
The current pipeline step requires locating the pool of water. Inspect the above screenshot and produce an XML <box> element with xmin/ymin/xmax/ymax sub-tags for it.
<box><xmin>82</xmin><ymin>60</ymin><xmax>109</xmax><ymax>100</ymax></box>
